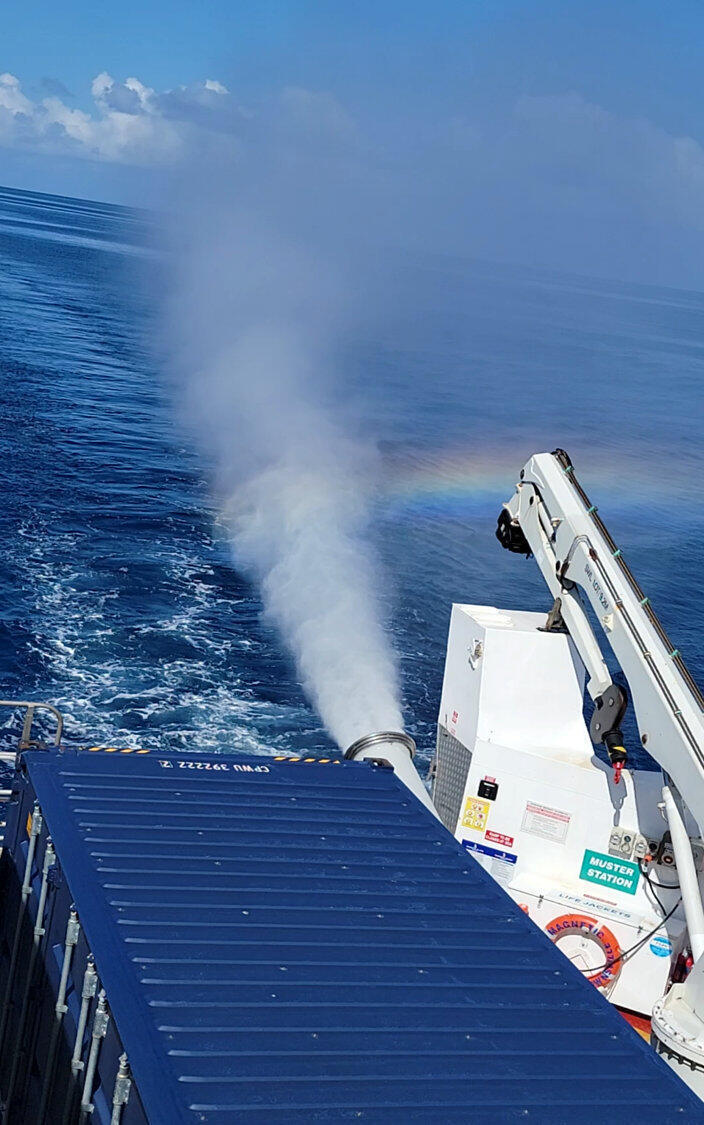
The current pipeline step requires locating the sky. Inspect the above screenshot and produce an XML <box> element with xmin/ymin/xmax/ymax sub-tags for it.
<box><xmin>4</xmin><ymin>1</ymin><xmax>704</xmax><ymax>287</ymax></box>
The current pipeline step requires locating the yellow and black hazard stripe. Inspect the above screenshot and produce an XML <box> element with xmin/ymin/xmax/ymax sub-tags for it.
<box><xmin>272</xmin><ymin>756</ymin><xmax>342</xmax><ymax>764</ymax></box>
<box><xmin>82</xmin><ymin>746</ymin><xmax>151</xmax><ymax>754</ymax></box>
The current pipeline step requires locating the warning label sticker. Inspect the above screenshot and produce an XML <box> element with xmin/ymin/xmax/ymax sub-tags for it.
<box><xmin>521</xmin><ymin>801</ymin><xmax>570</xmax><ymax>844</ymax></box>
<box><xmin>462</xmin><ymin>839</ymin><xmax>518</xmax><ymax>865</ymax></box>
<box><xmin>461</xmin><ymin>797</ymin><xmax>491</xmax><ymax>832</ymax></box>
<box><xmin>485</xmin><ymin>829</ymin><xmax>514</xmax><ymax>848</ymax></box>
<box><xmin>490</xmin><ymin>857</ymin><xmax>515</xmax><ymax>886</ymax></box>
<box><xmin>650</xmin><ymin>935</ymin><xmax>672</xmax><ymax>958</ymax></box>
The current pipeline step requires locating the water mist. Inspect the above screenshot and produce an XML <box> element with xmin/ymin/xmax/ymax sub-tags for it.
<box><xmin>167</xmin><ymin>207</ymin><xmax>406</xmax><ymax>753</ymax></box>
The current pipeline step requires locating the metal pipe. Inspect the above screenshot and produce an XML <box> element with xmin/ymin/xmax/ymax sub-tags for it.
<box><xmin>61</xmin><ymin>955</ymin><xmax>98</xmax><ymax>1125</ymax></box>
<box><xmin>3</xmin><ymin>839</ymin><xmax>56</xmax><ymax>1121</ymax></box>
<box><xmin>37</xmin><ymin>909</ymin><xmax>81</xmax><ymax>1124</ymax></box>
<box><xmin>56</xmin><ymin>911</ymin><xmax>80</xmax><ymax>1018</ymax></box>
<box><xmin>33</xmin><ymin>839</ymin><xmax>56</xmax><ymax>946</ymax></box>
<box><xmin>345</xmin><ymin>731</ymin><xmax>438</xmax><ymax>816</ymax></box>
<box><xmin>110</xmin><ymin>1054</ymin><xmax>132</xmax><ymax>1124</ymax></box>
<box><xmin>79</xmin><ymin>991</ymin><xmax>110</xmax><ymax>1123</ymax></box>
<box><xmin>662</xmin><ymin>784</ymin><xmax>704</xmax><ymax>962</ymax></box>
<box><xmin>23</xmin><ymin>804</ymin><xmax>43</xmax><ymax>899</ymax></box>
<box><xmin>71</xmin><ymin>957</ymin><xmax>98</xmax><ymax>1075</ymax></box>
<box><xmin>0</xmin><ymin>803</ymin><xmax>42</xmax><ymax>1054</ymax></box>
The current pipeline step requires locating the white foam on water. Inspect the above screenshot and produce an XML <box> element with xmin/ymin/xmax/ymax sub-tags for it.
<box><xmin>4</xmin><ymin>523</ymin><xmax>310</xmax><ymax>756</ymax></box>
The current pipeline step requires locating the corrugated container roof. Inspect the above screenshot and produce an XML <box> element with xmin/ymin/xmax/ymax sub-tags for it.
<box><xmin>16</xmin><ymin>748</ymin><xmax>704</xmax><ymax>1122</ymax></box>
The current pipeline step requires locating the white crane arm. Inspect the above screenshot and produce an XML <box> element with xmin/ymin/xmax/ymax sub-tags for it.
<box><xmin>499</xmin><ymin>450</ymin><xmax>704</xmax><ymax>831</ymax></box>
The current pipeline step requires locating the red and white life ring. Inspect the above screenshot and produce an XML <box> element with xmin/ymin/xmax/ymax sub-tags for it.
<box><xmin>545</xmin><ymin>912</ymin><xmax>622</xmax><ymax>990</ymax></box>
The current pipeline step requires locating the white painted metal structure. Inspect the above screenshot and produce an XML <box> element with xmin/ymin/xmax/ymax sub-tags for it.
<box><xmin>505</xmin><ymin>452</ymin><xmax>704</xmax><ymax>829</ymax></box>
<box><xmin>432</xmin><ymin>450</ymin><xmax>704</xmax><ymax>1097</ymax></box>
<box><xmin>345</xmin><ymin>730</ymin><xmax>438</xmax><ymax>815</ymax></box>
<box><xmin>436</xmin><ymin>604</ymin><xmax>692</xmax><ymax>1013</ymax></box>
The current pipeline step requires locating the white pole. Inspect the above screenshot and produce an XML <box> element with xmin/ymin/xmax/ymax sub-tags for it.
<box><xmin>662</xmin><ymin>784</ymin><xmax>704</xmax><ymax>962</ymax></box>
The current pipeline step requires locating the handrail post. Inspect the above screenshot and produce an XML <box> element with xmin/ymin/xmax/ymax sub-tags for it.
<box><xmin>0</xmin><ymin>700</ymin><xmax>64</xmax><ymax>749</ymax></box>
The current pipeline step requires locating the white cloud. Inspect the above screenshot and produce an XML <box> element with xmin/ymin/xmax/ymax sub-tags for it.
<box><xmin>90</xmin><ymin>72</ymin><xmax>113</xmax><ymax>100</ymax></box>
<box><xmin>13</xmin><ymin>69</ymin><xmax>701</xmax><ymax>252</ymax></box>
<box><xmin>0</xmin><ymin>73</ymin><xmax>32</xmax><ymax>114</ymax></box>
<box><xmin>512</xmin><ymin>92</ymin><xmax>704</xmax><ymax>231</ymax></box>
<box><xmin>0</xmin><ymin>70</ymin><xmax>362</xmax><ymax>175</ymax></box>
<box><xmin>280</xmin><ymin>86</ymin><xmax>357</xmax><ymax>147</ymax></box>
<box><xmin>0</xmin><ymin>70</ymin><xmax>236</xmax><ymax>165</ymax></box>
<box><xmin>94</xmin><ymin>75</ymin><xmax>153</xmax><ymax>116</ymax></box>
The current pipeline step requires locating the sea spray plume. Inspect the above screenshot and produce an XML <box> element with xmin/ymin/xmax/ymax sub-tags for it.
<box><xmin>223</xmin><ymin>439</ymin><xmax>404</xmax><ymax>748</ymax></box>
<box><xmin>169</xmin><ymin>210</ymin><xmax>404</xmax><ymax>749</ymax></box>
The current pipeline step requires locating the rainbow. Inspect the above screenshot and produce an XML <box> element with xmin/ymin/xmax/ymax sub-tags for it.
<box><xmin>377</xmin><ymin>446</ymin><xmax>686</xmax><ymax>520</ymax></box>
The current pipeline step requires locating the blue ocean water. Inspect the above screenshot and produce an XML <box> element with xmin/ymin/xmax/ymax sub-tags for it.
<box><xmin>0</xmin><ymin>183</ymin><xmax>702</xmax><ymax>769</ymax></box>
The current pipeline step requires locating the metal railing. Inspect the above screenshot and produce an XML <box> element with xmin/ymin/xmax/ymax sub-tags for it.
<box><xmin>0</xmin><ymin>700</ymin><xmax>64</xmax><ymax>750</ymax></box>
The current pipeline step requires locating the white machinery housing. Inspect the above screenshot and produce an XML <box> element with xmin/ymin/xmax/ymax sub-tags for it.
<box><xmin>435</xmin><ymin>603</ymin><xmax>692</xmax><ymax>1014</ymax></box>
<box><xmin>432</xmin><ymin>450</ymin><xmax>704</xmax><ymax>1097</ymax></box>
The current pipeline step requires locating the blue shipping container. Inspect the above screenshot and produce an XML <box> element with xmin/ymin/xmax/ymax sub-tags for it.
<box><xmin>0</xmin><ymin>748</ymin><xmax>702</xmax><ymax>1123</ymax></box>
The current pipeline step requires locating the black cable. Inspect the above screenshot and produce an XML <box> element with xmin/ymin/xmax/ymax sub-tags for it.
<box><xmin>575</xmin><ymin>896</ymin><xmax>682</xmax><ymax>978</ymax></box>
<box><xmin>642</xmin><ymin>871</ymin><xmax>681</xmax><ymax>889</ymax></box>
<box><xmin>645</xmin><ymin>874</ymin><xmax>666</xmax><ymax>917</ymax></box>
<box><xmin>618</xmin><ymin>898</ymin><xmax>681</xmax><ymax>965</ymax></box>
<box><xmin>639</xmin><ymin>859</ymin><xmax>678</xmax><ymax>916</ymax></box>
